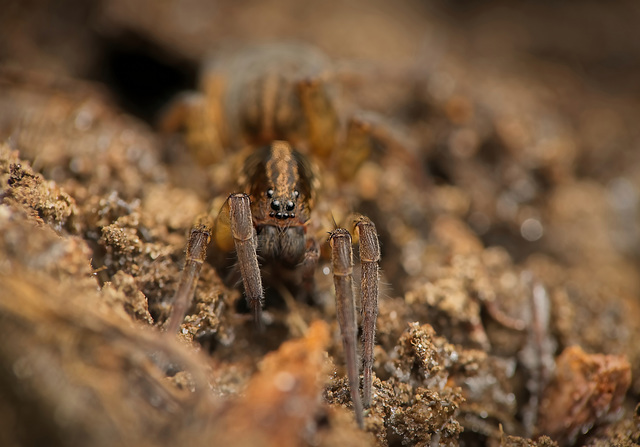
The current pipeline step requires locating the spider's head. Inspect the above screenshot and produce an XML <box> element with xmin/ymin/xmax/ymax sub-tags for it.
<box><xmin>243</xmin><ymin>140</ymin><xmax>315</xmax><ymax>225</ymax></box>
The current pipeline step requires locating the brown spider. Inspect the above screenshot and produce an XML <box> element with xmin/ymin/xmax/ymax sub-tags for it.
<box><xmin>162</xmin><ymin>43</ymin><xmax>391</xmax><ymax>428</ymax></box>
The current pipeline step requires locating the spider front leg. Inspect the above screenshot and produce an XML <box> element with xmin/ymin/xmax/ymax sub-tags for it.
<box><xmin>219</xmin><ymin>193</ymin><xmax>264</xmax><ymax>328</ymax></box>
<box><xmin>352</xmin><ymin>215</ymin><xmax>380</xmax><ymax>409</ymax></box>
<box><xmin>329</xmin><ymin>228</ymin><xmax>364</xmax><ymax>428</ymax></box>
<box><xmin>329</xmin><ymin>215</ymin><xmax>380</xmax><ymax>428</ymax></box>
<box><xmin>167</xmin><ymin>193</ymin><xmax>264</xmax><ymax>333</ymax></box>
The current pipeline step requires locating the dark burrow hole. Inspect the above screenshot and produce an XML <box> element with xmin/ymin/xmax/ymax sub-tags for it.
<box><xmin>424</xmin><ymin>147</ymin><xmax>454</xmax><ymax>185</ymax></box>
<box><xmin>90</xmin><ymin>29</ymin><xmax>198</xmax><ymax>123</ymax></box>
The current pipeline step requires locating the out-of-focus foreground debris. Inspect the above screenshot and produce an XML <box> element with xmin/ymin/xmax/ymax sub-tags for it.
<box><xmin>537</xmin><ymin>346</ymin><xmax>632</xmax><ymax>446</ymax></box>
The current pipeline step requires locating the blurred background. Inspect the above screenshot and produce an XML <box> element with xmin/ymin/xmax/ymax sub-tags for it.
<box><xmin>3</xmin><ymin>0</ymin><xmax>640</xmax><ymax>262</ymax></box>
<box><xmin>3</xmin><ymin>0</ymin><xmax>640</xmax><ymax>122</ymax></box>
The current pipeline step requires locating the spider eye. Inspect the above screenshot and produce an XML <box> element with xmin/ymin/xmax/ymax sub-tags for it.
<box><xmin>266</xmin><ymin>189</ymin><xmax>274</xmax><ymax>198</ymax></box>
<box><xmin>293</xmin><ymin>190</ymin><xmax>300</xmax><ymax>198</ymax></box>
<box><xmin>285</xmin><ymin>201</ymin><xmax>295</xmax><ymax>211</ymax></box>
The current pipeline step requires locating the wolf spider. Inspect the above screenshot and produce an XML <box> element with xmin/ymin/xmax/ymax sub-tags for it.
<box><xmin>162</xmin><ymin>43</ymin><xmax>392</xmax><ymax>428</ymax></box>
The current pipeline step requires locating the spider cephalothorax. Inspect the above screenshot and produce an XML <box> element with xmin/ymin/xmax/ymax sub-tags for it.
<box><xmin>242</xmin><ymin>143</ymin><xmax>315</xmax><ymax>265</ymax></box>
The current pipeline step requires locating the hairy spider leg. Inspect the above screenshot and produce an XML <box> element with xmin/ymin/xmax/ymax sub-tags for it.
<box><xmin>339</xmin><ymin>113</ymin><xmax>430</xmax><ymax>191</ymax></box>
<box><xmin>352</xmin><ymin>215</ymin><xmax>381</xmax><ymax>409</ymax></box>
<box><xmin>158</xmin><ymin>71</ymin><xmax>227</xmax><ymax>165</ymax></box>
<box><xmin>297</xmin><ymin>74</ymin><xmax>339</xmax><ymax>160</ymax></box>
<box><xmin>220</xmin><ymin>193</ymin><xmax>264</xmax><ymax>328</ymax></box>
<box><xmin>338</xmin><ymin>117</ymin><xmax>374</xmax><ymax>181</ymax></box>
<box><xmin>167</xmin><ymin>193</ymin><xmax>264</xmax><ymax>333</ymax></box>
<box><xmin>166</xmin><ymin>213</ymin><xmax>213</xmax><ymax>334</ymax></box>
<box><xmin>329</xmin><ymin>228</ymin><xmax>364</xmax><ymax>428</ymax></box>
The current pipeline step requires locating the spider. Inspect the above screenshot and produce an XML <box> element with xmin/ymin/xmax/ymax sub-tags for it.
<box><xmin>162</xmin><ymin>43</ymin><xmax>392</xmax><ymax>428</ymax></box>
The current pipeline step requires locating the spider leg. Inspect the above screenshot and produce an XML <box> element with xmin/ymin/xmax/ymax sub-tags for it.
<box><xmin>297</xmin><ymin>75</ymin><xmax>340</xmax><ymax>160</ymax></box>
<box><xmin>158</xmin><ymin>72</ymin><xmax>227</xmax><ymax>165</ymax></box>
<box><xmin>166</xmin><ymin>213</ymin><xmax>214</xmax><ymax>334</ymax></box>
<box><xmin>339</xmin><ymin>114</ymin><xmax>429</xmax><ymax>190</ymax></box>
<box><xmin>338</xmin><ymin>117</ymin><xmax>374</xmax><ymax>181</ymax></box>
<box><xmin>299</xmin><ymin>238</ymin><xmax>320</xmax><ymax>301</ymax></box>
<box><xmin>216</xmin><ymin>193</ymin><xmax>264</xmax><ymax>330</ymax></box>
<box><xmin>352</xmin><ymin>214</ymin><xmax>380</xmax><ymax>409</ymax></box>
<box><xmin>329</xmin><ymin>228</ymin><xmax>364</xmax><ymax>428</ymax></box>
<box><xmin>167</xmin><ymin>193</ymin><xmax>264</xmax><ymax>333</ymax></box>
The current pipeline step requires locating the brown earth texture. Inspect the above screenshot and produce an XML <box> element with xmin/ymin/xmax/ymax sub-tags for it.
<box><xmin>1</xmin><ymin>1</ymin><xmax>640</xmax><ymax>446</ymax></box>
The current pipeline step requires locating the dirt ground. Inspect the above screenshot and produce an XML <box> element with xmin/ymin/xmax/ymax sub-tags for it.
<box><xmin>1</xmin><ymin>1</ymin><xmax>640</xmax><ymax>446</ymax></box>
